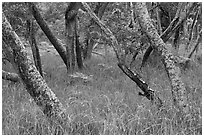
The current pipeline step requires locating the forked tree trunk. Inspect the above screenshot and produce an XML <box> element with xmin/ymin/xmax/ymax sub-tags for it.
<box><xmin>134</xmin><ymin>2</ymin><xmax>189</xmax><ymax>113</ymax></box>
<box><xmin>29</xmin><ymin>3</ymin><xmax>67</xmax><ymax>67</ymax></box>
<box><xmin>65</xmin><ymin>2</ymin><xmax>82</xmax><ymax>72</ymax></box>
<box><xmin>3</xmin><ymin>13</ymin><xmax>70</xmax><ymax>133</ymax></box>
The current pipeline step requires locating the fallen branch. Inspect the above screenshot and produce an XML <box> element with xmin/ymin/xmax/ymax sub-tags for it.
<box><xmin>92</xmin><ymin>51</ymin><xmax>105</xmax><ymax>58</ymax></box>
<box><xmin>118</xmin><ymin>63</ymin><xmax>163</xmax><ymax>108</ymax></box>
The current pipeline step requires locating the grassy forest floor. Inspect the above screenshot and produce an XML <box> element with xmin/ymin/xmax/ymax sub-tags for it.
<box><xmin>2</xmin><ymin>44</ymin><xmax>202</xmax><ymax>135</ymax></box>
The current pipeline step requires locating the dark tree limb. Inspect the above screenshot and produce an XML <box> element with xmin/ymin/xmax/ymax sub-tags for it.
<box><xmin>188</xmin><ymin>31</ymin><xmax>202</xmax><ymax>59</ymax></box>
<box><xmin>29</xmin><ymin>2</ymin><xmax>67</xmax><ymax>67</ymax></box>
<box><xmin>141</xmin><ymin>2</ymin><xmax>199</xmax><ymax>68</ymax></box>
<box><xmin>2</xmin><ymin>70</ymin><xmax>20</xmax><ymax>82</ymax></box>
<box><xmin>118</xmin><ymin>63</ymin><xmax>163</xmax><ymax>108</ymax></box>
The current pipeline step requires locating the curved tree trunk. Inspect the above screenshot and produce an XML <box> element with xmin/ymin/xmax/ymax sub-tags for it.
<box><xmin>134</xmin><ymin>2</ymin><xmax>189</xmax><ymax>113</ymax></box>
<box><xmin>29</xmin><ymin>2</ymin><xmax>67</xmax><ymax>67</ymax></box>
<box><xmin>3</xmin><ymin>13</ymin><xmax>70</xmax><ymax>133</ymax></box>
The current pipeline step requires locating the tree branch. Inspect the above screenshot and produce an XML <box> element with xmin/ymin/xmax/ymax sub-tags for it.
<box><xmin>29</xmin><ymin>2</ymin><xmax>67</xmax><ymax>67</ymax></box>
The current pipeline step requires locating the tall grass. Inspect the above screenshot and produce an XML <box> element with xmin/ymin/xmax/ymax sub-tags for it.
<box><xmin>2</xmin><ymin>50</ymin><xmax>202</xmax><ymax>135</ymax></box>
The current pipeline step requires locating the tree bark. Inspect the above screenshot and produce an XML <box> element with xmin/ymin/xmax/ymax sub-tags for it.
<box><xmin>135</xmin><ymin>2</ymin><xmax>189</xmax><ymax>113</ymax></box>
<box><xmin>75</xmin><ymin>17</ymin><xmax>84</xmax><ymax>69</ymax></box>
<box><xmin>27</xmin><ymin>19</ymin><xmax>43</xmax><ymax>77</ymax></box>
<box><xmin>2</xmin><ymin>70</ymin><xmax>20</xmax><ymax>82</ymax></box>
<box><xmin>29</xmin><ymin>2</ymin><xmax>67</xmax><ymax>67</ymax></box>
<box><xmin>3</xmin><ymin>13</ymin><xmax>70</xmax><ymax>132</ymax></box>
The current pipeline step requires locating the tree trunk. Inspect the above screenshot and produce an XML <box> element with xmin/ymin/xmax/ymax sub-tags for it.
<box><xmin>2</xmin><ymin>70</ymin><xmax>20</xmax><ymax>82</ymax></box>
<box><xmin>29</xmin><ymin>3</ymin><xmax>67</xmax><ymax>67</ymax></box>
<box><xmin>75</xmin><ymin>18</ymin><xmax>84</xmax><ymax>69</ymax></box>
<box><xmin>65</xmin><ymin>2</ymin><xmax>81</xmax><ymax>72</ymax></box>
<box><xmin>27</xmin><ymin>19</ymin><xmax>43</xmax><ymax>76</ymax></box>
<box><xmin>134</xmin><ymin>2</ymin><xmax>189</xmax><ymax>113</ymax></box>
<box><xmin>3</xmin><ymin>13</ymin><xmax>70</xmax><ymax>133</ymax></box>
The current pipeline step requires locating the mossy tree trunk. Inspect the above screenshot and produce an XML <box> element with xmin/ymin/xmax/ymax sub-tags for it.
<box><xmin>3</xmin><ymin>13</ymin><xmax>70</xmax><ymax>133</ymax></box>
<box><xmin>134</xmin><ymin>2</ymin><xmax>189</xmax><ymax>113</ymax></box>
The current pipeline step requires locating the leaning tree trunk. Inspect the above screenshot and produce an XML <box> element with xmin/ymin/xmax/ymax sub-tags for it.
<box><xmin>27</xmin><ymin>19</ymin><xmax>43</xmax><ymax>76</ymax></box>
<box><xmin>2</xmin><ymin>13</ymin><xmax>70</xmax><ymax>133</ymax></box>
<box><xmin>134</xmin><ymin>2</ymin><xmax>189</xmax><ymax>113</ymax></box>
<box><xmin>29</xmin><ymin>2</ymin><xmax>67</xmax><ymax>67</ymax></box>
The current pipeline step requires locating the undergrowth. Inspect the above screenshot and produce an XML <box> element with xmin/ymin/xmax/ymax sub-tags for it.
<box><xmin>2</xmin><ymin>51</ymin><xmax>202</xmax><ymax>135</ymax></box>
